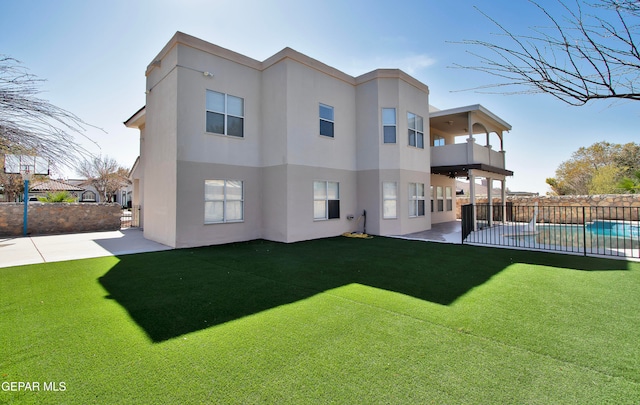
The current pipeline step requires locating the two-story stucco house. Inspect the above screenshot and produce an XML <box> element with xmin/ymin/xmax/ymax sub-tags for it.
<box><xmin>125</xmin><ymin>32</ymin><xmax>513</xmax><ymax>248</ymax></box>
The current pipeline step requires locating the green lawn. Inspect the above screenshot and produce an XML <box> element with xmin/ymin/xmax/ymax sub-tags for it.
<box><xmin>1</xmin><ymin>237</ymin><xmax>639</xmax><ymax>404</ymax></box>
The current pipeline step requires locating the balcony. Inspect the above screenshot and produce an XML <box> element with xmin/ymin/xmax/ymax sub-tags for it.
<box><xmin>429</xmin><ymin>104</ymin><xmax>513</xmax><ymax>178</ymax></box>
<box><xmin>431</xmin><ymin>140</ymin><xmax>512</xmax><ymax>177</ymax></box>
<box><xmin>432</xmin><ymin>139</ymin><xmax>506</xmax><ymax>169</ymax></box>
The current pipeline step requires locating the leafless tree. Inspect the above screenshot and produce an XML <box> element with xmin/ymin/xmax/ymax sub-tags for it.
<box><xmin>455</xmin><ymin>0</ymin><xmax>640</xmax><ymax>106</ymax></box>
<box><xmin>77</xmin><ymin>156</ymin><xmax>130</xmax><ymax>203</ymax></box>
<box><xmin>0</xmin><ymin>56</ymin><xmax>98</xmax><ymax>168</ymax></box>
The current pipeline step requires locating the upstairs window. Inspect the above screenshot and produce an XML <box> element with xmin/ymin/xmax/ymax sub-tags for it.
<box><xmin>407</xmin><ymin>112</ymin><xmax>424</xmax><ymax>148</ymax></box>
<box><xmin>319</xmin><ymin>104</ymin><xmax>334</xmax><ymax>137</ymax></box>
<box><xmin>206</xmin><ymin>90</ymin><xmax>244</xmax><ymax>137</ymax></box>
<box><xmin>382</xmin><ymin>108</ymin><xmax>396</xmax><ymax>143</ymax></box>
<box><xmin>433</xmin><ymin>136</ymin><xmax>445</xmax><ymax>147</ymax></box>
<box><xmin>314</xmin><ymin>181</ymin><xmax>340</xmax><ymax>220</ymax></box>
<box><xmin>409</xmin><ymin>182</ymin><xmax>425</xmax><ymax>217</ymax></box>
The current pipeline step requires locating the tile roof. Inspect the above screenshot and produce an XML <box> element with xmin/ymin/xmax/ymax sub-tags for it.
<box><xmin>30</xmin><ymin>179</ymin><xmax>84</xmax><ymax>192</ymax></box>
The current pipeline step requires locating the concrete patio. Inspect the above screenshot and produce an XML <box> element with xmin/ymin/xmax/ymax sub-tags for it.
<box><xmin>396</xmin><ymin>220</ymin><xmax>462</xmax><ymax>244</ymax></box>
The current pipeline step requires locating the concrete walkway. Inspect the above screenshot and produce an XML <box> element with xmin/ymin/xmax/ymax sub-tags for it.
<box><xmin>0</xmin><ymin>229</ymin><xmax>172</xmax><ymax>269</ymax></box>
<box><xmin>0</xmin><ymin>221</ymin><xmax>464</xmax><ymax>269</ymax></box>
<box><xmin>396</xmin><ymin>220</ymin><xmax>463</xmax><ymax>244</ymax></box>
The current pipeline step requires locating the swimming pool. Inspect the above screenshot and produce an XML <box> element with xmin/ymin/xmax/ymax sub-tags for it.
<box><xmin>479</xmin><ymin>220</ymin><xmax>640</xmax><ymax>256</ymax></box>
<box><xmin>533</xmin><ymin>221</ymin><xmax>639</xmax><ymax>253</ymax></box>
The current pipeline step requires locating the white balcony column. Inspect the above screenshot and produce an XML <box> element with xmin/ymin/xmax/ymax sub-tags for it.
<box><xmin>487</xmin><ymin>177</ymin><xmax>493</xmax><ymax>227</ymax></box>
<box><xmin>469</xmin><ymin>170</ymin><xmax>477</xmax><ymax>231</ymax></box>
<box><xmin>466</xmin><ymin>136</ymin><xmax>475</xmax><ymax>163</ymax></box>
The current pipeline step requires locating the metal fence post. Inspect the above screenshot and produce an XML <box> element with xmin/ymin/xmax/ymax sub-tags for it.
<box><xmin>582</xmin><ymin>206</ymin><xmax>587</xmax><ymax>257</ymax></box>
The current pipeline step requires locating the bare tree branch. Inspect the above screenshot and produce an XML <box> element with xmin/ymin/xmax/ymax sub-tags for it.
<box><xmin>452</xmin><ymin>0</ymin><xmax>640</xmax><ymax>105</ymax></box>
<box><xmin>0</xmin><ymin>56</ymin><xmax>101</xmax><ymax>170</ymax></box>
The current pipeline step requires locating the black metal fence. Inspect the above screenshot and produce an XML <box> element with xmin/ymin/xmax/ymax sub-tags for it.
<box><xmin>461</xmin><ymin>204</ymin><xmax>640</xmax><ymax>258</ymax></box>
<box><xmin>121</xmin><ymin>205</ymin><xmax>141</xmax><ymax>229</ymax></box>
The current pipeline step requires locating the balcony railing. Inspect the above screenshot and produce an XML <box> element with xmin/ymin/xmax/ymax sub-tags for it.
<box><xmin>431</xmin><ymin>140</ymin><xmax>505</xmax><ymax>169</ymax></box>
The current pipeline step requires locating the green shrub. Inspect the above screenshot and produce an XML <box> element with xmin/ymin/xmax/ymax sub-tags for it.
<box><xmin>37</xmin><ymin>191</ymin><xmax>77</xmax><ymax>202</ymax></box>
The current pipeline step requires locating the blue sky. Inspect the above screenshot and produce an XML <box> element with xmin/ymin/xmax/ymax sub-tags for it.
<box><xmin>1</xmin><ymin>0</ymin><xmax>637</xmax><ymax>194</ymax></box>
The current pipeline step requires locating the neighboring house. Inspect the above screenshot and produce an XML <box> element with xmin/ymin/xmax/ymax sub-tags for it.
<box><xmin>125</xmin><ymin>32</ymin><xmax>514</xmax><ymax>248</ymax></box>
<box><xmin>29</xmin><ymin>179</ymin><xmax>84</xmax><ymax>201</ymax></box>
<box><xmin>67</xmin><ymin>179</ymin><xmax>131</xmax><ymax>206</ymax></box>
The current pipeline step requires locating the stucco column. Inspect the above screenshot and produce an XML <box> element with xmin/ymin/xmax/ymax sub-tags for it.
<box><xmin>501</xmin><ymin>179</ymin><xmax>507</xmax><ymax>224</ymax></box>
<box><xmin>469</xmin><ymin>170</ymin><xmax>477</xmax><ymax>231</ymax></box>
<box><xmin>487</xmin><ymin>177</ymin><xmax>493</xmax><ymax>227</ymax></box>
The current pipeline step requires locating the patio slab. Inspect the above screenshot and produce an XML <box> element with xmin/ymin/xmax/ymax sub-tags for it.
<box><xmin>0</xmin><ymin>228</ymin><xmax>172</xmax><ymax>269</ymax></box>
<box><xmin>395</xmin><ymin>220</ymin><xmax>462</xmax><ymax>244</ymax></box>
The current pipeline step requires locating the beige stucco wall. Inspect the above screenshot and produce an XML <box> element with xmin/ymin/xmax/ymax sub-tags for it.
<box><xmin>174</xmin><ymin>161</ymin><xmax>262</xmax><ymax>247</ymax></box>
<box><xmin>138</xmin><ymin>33</ymin><xmax>442</xmax><ymax>247</ymax></box>
<box><xmin>143</xmin><ymin>45</ymin><xmax>178</xmax><ymax>247</ymax></box>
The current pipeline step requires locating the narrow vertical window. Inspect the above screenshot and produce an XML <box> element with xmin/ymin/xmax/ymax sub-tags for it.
<box><xmin>408</xmin><ymin>112</ymin><xmax>424</xmax><ymax>148</ymax></box>
<box><xmin>430</xmin><ymin>186</ymin><xmax>434</xmax><ymax>213</ymax></box>
<box><xmin>382</xmin><ymin>108</ymin><xmax>396</xmax><ymax>144</ymax></box>
<box><xmin>206</xmin><ymin>90</ymin><xmax>244</xmax><ymax>137</ymax></box>
<box><xmin>437</xmin><ymin>186</ymin><xmax>444</xmax><ymax>212</ymax></box>
<box><xmin>409</xmin><ymin>182</ymin><xmax>425</xmax><ymax>217</ymax></box>
<box><xmin>205</xmin><ymin>180</ymin><xmax>244</xmax><ymax>223</ymax></box>
<box><xmin>382</xmin><ymin>182</ymin><xmax>397</xmax><ymax>219</ymax></box>
<box><xmin>314</xmin><ymin>181</ymin><xmax>340</xmax><ymax>220</ymax></box>
<box><xmin>319</xmin><ymin>104</ymin><xmax>334</xmax><ymax>137</ymax></box>
<box><xmin>446</xmin><ymin>186</ymin><xmax>453</xmax><ymax>211</ymax></box>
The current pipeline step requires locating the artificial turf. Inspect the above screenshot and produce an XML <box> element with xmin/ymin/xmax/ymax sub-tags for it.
<box><xmin>1</xmin><ymin>237</ymin><xmax>639</xmax><ymax>404</ymax></box>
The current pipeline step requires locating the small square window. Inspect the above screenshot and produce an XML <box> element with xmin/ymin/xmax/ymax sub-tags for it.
<box><xmin>205</xmin><ymin>179</ymin><xmax>244</xmax><ymax>223</ymax></box>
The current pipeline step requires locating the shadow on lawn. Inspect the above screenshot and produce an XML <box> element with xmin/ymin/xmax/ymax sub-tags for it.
<box><xmin>98</xmin><ymin>237</ymin><xmax>628</xmax><ymax>342</ymax></box>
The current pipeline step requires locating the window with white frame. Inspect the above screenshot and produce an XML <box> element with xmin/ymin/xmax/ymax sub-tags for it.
<box><xmin>382</xmin><ymin>108</ymin><xmax>396</xmax><ymax>144</ymax></box>
<box><xmin>382</xmin><ymin>182</ymin><xmax>397</xmax><ymax>219</ymax></box>
<box><xmin>433</xmin><ymin>135</ymin><xmax>445</xmax><ymax>147</ymax></box>
<box><xmin>82</xmin><ymin>190</ymin><xmax>96</xmax><ymax>202</ymax></box>
<box><xmin>436</xmin><ymin>186</ymin><xmax>444</xmax><ymax>212</ymax></box>
<box><xmin>206</xmin><ymin>90</ymin><xmax>244</xmax><ymax>137</ymax></box>
<box><xmin>204</xmin><ymin>180</ymin><xmax>244</xmax><ymax>223</ymax></box>
<box><xmin>409</xmin><ymin>182</ymin><xmax>425</xmax><ymax>217</ymax></box>
<box><xmin>446</xmin><ymin>186</ymin><xmax>453</xmax><ymax>211</ymax></box>
<box><xmin>430</xmin><ymin>186</ymin><xmax>434</xmax><ymax>212</ymax></box>
<box><xmin>314</xmin><ymin>181</ymin><xmax>340</xmax><ymax>220</ymax></box>
<box><xmin>407</xmin><ymin>112</ymin><xmax>424</xmax><ymax>148</ymax></box>
<box><xmin>319</xmin><ymin>104</ymin><xmax>334</xmax><ymax>137</ymax></box>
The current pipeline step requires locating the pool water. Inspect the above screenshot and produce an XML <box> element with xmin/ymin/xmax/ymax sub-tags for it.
<box><xmin>586</xmin><ymin>220</ymin><xmax>640</xmax><ymax>238</ymax></box>
<box><xmin>535</xmin><ymin>221</ymin><xmax>640</xmax><ymax>251</ymax></box>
